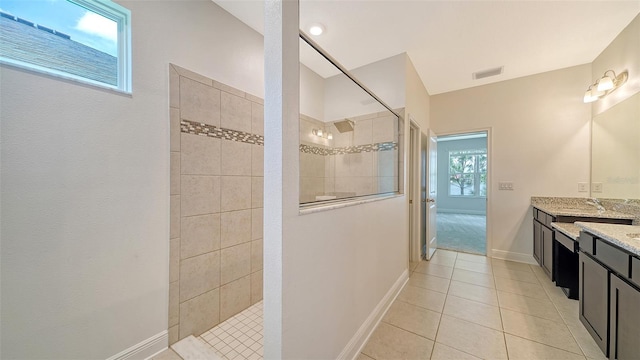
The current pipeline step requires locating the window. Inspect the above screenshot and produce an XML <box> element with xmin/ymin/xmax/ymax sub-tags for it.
<box><xmin>448</xmin><ymin>149</ymin><xmax>487</xmax><ymax>197</ymax></box>
<box><xmin>0</xmin><ymin>0</ymin><xmax>131</xmax><ymax>93</ymax></box>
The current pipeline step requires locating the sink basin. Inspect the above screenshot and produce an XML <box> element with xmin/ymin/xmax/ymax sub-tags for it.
<box><xmin>626</xmin><ymin>233</ymin><xmax>640</xmax><ymax>240</ymax></box>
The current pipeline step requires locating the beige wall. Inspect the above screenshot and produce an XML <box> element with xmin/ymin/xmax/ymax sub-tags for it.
<box><xmin>431</xmin><ymin>64</ymin><xmax>592</xmax><ymax>261</ymax></box>
<box><xmin>0</xmin><ymin>1</ymin><xmax>264</xmax><ymax>358</ymax></box>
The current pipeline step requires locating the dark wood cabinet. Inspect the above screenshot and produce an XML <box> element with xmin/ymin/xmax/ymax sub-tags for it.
<box><xmin>533</xmin><ymin>219</ymin><xmax>542</xmax><ymax>264</ymax></box>
<box><xmin>579</xmin><ymin>251</ymin><xmax>609</xmax><ymax>356</ymax></box>
<box><xmin>609</xmin><ymin>274</ymin><xmax>640</xmax><ymax>360</ymax></box>
<box><xmin>542</xmin><ymin>225</ymin><xmax>554</xmax><ymax>279</ymax></box>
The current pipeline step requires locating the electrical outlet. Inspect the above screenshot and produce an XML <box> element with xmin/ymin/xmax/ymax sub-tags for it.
<box><xmin>498</xmin><ymin>182</ymin><xmax>514</xmax><ymax>190</ymax></box>
<box><xmin>592</xmin><ymin>182</ymin><xmax>603</xmax><ymax>193</ymax></box>
<box><xmin>578</xmin><ymin>182</ymin><xmax>589</xmax><ymax>192</ymax></box>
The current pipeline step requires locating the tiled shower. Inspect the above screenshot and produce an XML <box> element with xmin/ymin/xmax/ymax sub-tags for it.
<box><xmin>169</xmin><ymin>64</ymin><xmax>264</xmax><ymax>344</ymax></box>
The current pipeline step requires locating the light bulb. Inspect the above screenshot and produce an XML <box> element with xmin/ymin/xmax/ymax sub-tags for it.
<box><xmin>583</xmin><ymin>89</ymin><xmax>598</xmax><ymax>103</ymax></box>
<box><xmin>309</xmin><ymin>24</ymin><xmax>324</xmax><ymax>36</ymax></box>
<box><xmin>327</xmin><ymin>133</ymin><xmax>333</xmax><ymax>140</ymax></box>
<box><xmin>596</xmin><ymin>75</ymin><xmax>614</xmax><ymax>92</ymax></box>
<box><xmin>317</xmin><ymin>129</ymin><xmax>323</xmax><ymax>137</ymax></box>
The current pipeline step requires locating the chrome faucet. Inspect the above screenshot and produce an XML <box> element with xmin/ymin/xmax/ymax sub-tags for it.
<box><xmin>586</xmin><ymin>198</ymin><xmax>605</xmax><ymax>212</ymax></box>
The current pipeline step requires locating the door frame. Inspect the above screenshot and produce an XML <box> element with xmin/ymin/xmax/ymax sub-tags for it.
<box><xmin>435</xmin><ymin>127</ymin><xmax>492</xmax><ymax>257</ymax></box>
<box><xmin>408</xmin><ymin>117</ymin><xmax>422</xmax><ymax>264</ymax></box>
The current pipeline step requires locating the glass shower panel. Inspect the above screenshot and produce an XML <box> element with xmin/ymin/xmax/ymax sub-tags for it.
<box><xmin>299</xmin><ymin>37</ymin><xmax>400</xmax><ymax>205</ymax></box>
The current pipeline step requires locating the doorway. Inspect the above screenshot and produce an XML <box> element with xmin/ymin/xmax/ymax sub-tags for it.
<box><xmin>435</xmin><ymin>131</ymin><xmax>488</xmax><ymax>255</ymax></box>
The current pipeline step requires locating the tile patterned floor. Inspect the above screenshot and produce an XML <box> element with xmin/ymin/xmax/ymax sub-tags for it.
<box><xmin>155</xmin><ymin>250</ymin><xmax>604</xmax><ymax>360</ymax></box>
<box><xmin>360</xmin><ymin>249</ymin><xmax>605</xmax><ymax>360</ymax></box>
<box><xmin>198</xmin><ymin>301</ymin><xmax>264</xmax><ymax>360</ymax></box>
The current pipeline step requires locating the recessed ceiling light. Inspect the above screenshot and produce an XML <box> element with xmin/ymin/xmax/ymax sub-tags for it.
<box><xmin>309</xmin><ymin>23</ymin><xmax>325</xmax><ymax>36</ymax></box>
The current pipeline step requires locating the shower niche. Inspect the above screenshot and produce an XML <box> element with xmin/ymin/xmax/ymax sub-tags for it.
<box><xmin>298</xmin><ymin>34</ymin><xmax>401</xmax><ymax>206</ymax></box>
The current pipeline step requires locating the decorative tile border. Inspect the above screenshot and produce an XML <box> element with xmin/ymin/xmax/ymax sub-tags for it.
<box><xmin>181</xmin><ymin>119</ymin><xmax>264</xmax><ymax>146</ymax></box>
<box><xmin>300</xmin><ymin>142</ymin><xmax>398</xmax><ymax>156</ymax></box>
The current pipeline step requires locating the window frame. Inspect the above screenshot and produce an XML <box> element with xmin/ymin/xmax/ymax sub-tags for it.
<box><xmin>448</xmin><ymin>149</ymin><xmax>487</xmax><ymax>198</ymax></box>
<box><xmin>0</xmin><ymin>0</ymin><xmax>132</xmax><ymax>93</ymax></box>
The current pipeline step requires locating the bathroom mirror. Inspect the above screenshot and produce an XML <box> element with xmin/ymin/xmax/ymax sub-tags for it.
<box><xmin>299</xmin><ymin>37</ymin><xmax>400</xmax><ymax>205</ymax></box>
<box><xmin>591</xmin><ymin>91</ymin><xmax>640</xmax><ymax>198</ymax></box>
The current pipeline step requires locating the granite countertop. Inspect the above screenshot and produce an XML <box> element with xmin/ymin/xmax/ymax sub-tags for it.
<box><xmin>533</xmin><ymin>203</ymin><xmax>635</xmax><ymax>220</ymax></box>
<box><xmin>551</xmin><ymin>222</ymin><xmax>581</xmax><ymax>240</ymax></box>
<box><xmin>575</xmin><ymin>222</ymin><xmax>640</xmax><ymax>257</ymax></box>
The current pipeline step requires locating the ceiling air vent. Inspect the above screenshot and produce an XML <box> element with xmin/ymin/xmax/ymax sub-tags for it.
<box><xmin>473</xmin><ymin>66</ymin><xmax>504</xmax><ymax>80</ymax></box>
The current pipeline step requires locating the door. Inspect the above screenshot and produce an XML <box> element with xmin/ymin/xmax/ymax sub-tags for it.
<box><xmin>422</xmin><ymin>130</ymin><xmax>437</xmax><ymax>260</ymax></box>
<box><xmin>533</xmin><ymin>219</ymin><xmax>542</xmax><ymax>265</ymax></box>
<box><xmin>610</xmin><ymin>274</ymin><xmax>640</xmax><ymax>360</ymax></box>
<box><xmin>579</xmin><ymin>252</ymin><xmax>609</xmax><ymax>356</ymax></box>
<box><xmin>542</xmin><ymin>225</ymin><xmax>554</xmax><ymax>279</ymax></box>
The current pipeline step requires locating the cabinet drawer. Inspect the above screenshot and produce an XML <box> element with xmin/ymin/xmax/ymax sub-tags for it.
<box><xmin>544</xmin><ymin>213</ymin><xmax>555</xmax><ymax>227</ymax></box>
<box><xmin>594</xmin><ymin>239</ymin><xmax>629</xmax><ymax>277</ymax></box>
<box><xmin>579</xmin><ymin>233</ymin><xmax>595</xmax><ymax>255</ymax></box>
<box><xmin>631</xmin><ymin>257</ymin><xmax>640</xmax><ymax>288</ymax></box>
<box><xmin>556</xmin><ymin>231</ymin><xmax>577</xmax><ymax>252</ymax></box>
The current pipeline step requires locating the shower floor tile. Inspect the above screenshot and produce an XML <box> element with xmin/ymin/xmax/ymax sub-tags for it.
<box><xmin>199</xmin><ymin>301</ymin><xmax>263</xmax><ymax>360</ymax></box>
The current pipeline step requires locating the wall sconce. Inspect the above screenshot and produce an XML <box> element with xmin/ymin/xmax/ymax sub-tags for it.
<box><xmin>312</xmin><ymin>129</ymin><xmax>333</xmax><ymax>140</ymax></box>
<box><xmin>583</xmin><ymin>70</ymin><xmax>628</xmax><ymax>103</ymax></box>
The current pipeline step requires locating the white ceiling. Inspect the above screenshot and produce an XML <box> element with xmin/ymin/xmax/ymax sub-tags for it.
<box><xmin>214</xmin><ymin>0</ymin><xmax>640</xmax><ymax>95</ymax></box>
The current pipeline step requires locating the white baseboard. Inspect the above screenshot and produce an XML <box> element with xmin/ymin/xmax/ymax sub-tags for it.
<box><xmin>337</xmin><ymin>269</ymin><xmax>409</xmax><ymax>360</ymax></box>
<box><xmin>107</xmin><ymin>330</ymin><xmax>167</xmax><ymax>360</ymax></box>
<box><xmin>491</xmin><ymin>249</ymin><xmax>537</xmax><ymax>265</ymax></box>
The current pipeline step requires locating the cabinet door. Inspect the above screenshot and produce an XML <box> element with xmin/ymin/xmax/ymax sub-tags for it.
<box><xmin>579</xmin><ymin>252</ymin><xmax>609</xmax><ymax>356</ymax></box>
<box><xmin>533</xmin><ymin>220</ymin><xmax>542</xmax><ymax>265</ymax></box>
<box><xmin>542</xmin><ymin>225</ymin><xmax>554</xmax><ymax>279</ymax></box>
<box><xmin>609</xmin><ymin>275</ymin><xmax>640</xmax><ymax>360</ymax></box>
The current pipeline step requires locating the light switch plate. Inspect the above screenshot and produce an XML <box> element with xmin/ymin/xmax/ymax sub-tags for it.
<box><xmin>592</xmin><ymin>182</ymin><xmax>603</xmax><ymax>193</ymax></box>
<box><xmin>498</xmin><ymin>182</ymin><xmax>514</xmax><ymax>190</ymax></box>
<box><xmin>578</xmin><ymin>182</ymin><xmax>589</xmax><ymax>192</ymax></box>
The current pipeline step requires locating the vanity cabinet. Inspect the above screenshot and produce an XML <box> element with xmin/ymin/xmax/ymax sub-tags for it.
<box><xmin>533</xmin><ymin>209</ymin><xmax>555</xmax><ymax>280</ymax></box>
<box><xmin>609</xmin><ymin>274</ymin><xmax>640</xmax><ymax>360</ymax></box>
<box><xmin>578</xmin><ymin>250</ymin><xmax>609</xmax><ymax>355</ymax></box>
<box><xmin>578</xmin><ymin>231</ymin><xmax>640</xmax><ymax>359</ymax></box>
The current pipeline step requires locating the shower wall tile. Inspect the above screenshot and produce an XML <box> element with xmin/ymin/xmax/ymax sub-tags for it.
<box><xmin>377</xmin><ymin>150</ymin><xmax>396</xmax><ymax>177</ymax></box>
<box><xmin>251</xmin><ymin>103</ymin><xmax>264</xmax><ymax>136</ymax></box>
<box><xmin>169</xmin><ymin>325</ymin><xmax>179</xmax><ymax>345</ymax></box>
<box><xmin>173</xmin><ymin>64</ymin><xmax>214</xmax><ymax>86</ymax></box>
<box><xmin>170</xmin><ymin>65</ymin><xmax>264</xmax><ymax>341</ymax></box>
<box><xmin>171</xmin><ymin>152</ymin><xmax>181</xmax><ymax>195</ymax></box>
<box><xmin>221</xmin><ymin>92</ymin><xmax>251</xmax><ymax>133</ymax></box>
<box><xmin>251</xmin><ymin>177</ymin><xmax>263</xmax><ymax>208</ymax></box>
<box><xmin>181</xmin><ymin>175</ymin><xmax>221</xmax><ymax>216</ymax></box>
<box><xmin>179</xmin><ymin>251</ymin><xmax>221</xmax><ymax>302</ymax></box>
<box><xmin>179</xmin><ymin>288</ymin><xmax>220</xmax><ymax>339</ymax></box>
<box><xmin>181</xmin><ymin>134</ymin><xmax>221</xmax><ymax>175</ymax></box>
<box><xmin>214</xmin><ymin>80</ymin><xmax>245</xmax><ymax>98</ymax></box>
<box><xmin>221</xmin><ymin>140</ymin><xmax>251</xmax><ymax>176</ymax></box>
<box><xmin>169</xmin><ymin>281</ymin><xmax>179</xmax><ymax>327</ymax></box>
<box><xmin>378</xmin><ymin>176</ymin><xmax>396</xmax><ymax>193</ymax></box>
<box><xmin>180</xmin><ymin>77</ymin><xmax>220</xmax><ymax>127</ymax></box>
<box><xmin>251</xmin><ymin>239</ymin><xmax>263</xmax><ymax>272</ymax></box>
<box><xmin>220</xmin><ymin>242</ymin><xmax>251</xmax><ymax>285</ymax></box>
<box><xmin>220</xmin><ymin>275</ymin><xmax>251</xmax><ymax>322</ymax></box>
<box><xmin>170</xmin><ymin>108</ymin><xmax>181</xmax><ymax>152</ymax></box>
<box><xmin>251</xmin><ymin>208</ymin><xmax>263</xmax><ymax>241</ymax></box>
<box><xmin>353</xmin><ymin>119</ymin><xmax>373</xmax><ymax>146</ymax></box>
<box><xmin>335</xmin><ymin>154</ymin><xmax>350</xmax><ymax>178</ymax></box>
<box><xmin>170</xmin><ymin>238</ymin><xmax>180</xmax><ymax>283</ymax></box>
<box><xmin>220</xmin><ymin>209</ymin><xmax>252</xmax><ymax>248</ymax></box>
<box><xmin>325</xmin><ymin>177</ymin><xmax>335</xmax><ymax>193</ymax></box>
<box><xmin>251</xmin><ymin>145</ymin><xmax>264</xmax><ymax>177</ymax></box>
<box><xmin>170</xmin><ymin>195</ymin><xmax>181</xmax><ymax>239</ymax></box>
<box><xmin>220</xmin><ymin>176</ymin><xmax>251</xmax><ymax>212</ymax></box>
<box><xmin>180</xmin><ymin>214</ymin><xmax>221</xmax><ymax>259</ymax></box>
<box><xmin>300</xmin><ymin>177</ymin><xmax>324</xmax><ymax>200</ymax></box>
<box><xmin>349</xmin><ymin>152</ymin><xmax>373</xmax><ymax>177</ymax></box>
<box><xmin>169</xmin><ymin>65</ymin><xmax>180</xmax><ymax>109</ymax></box>
<box><xmin>251</xmin><ymin>270</ymin><xmax>263</xmax><ymax>305</ymax></box>
<box><xmin>246</xmin><ymin>92</ymin><xmax>264</xmax><ymax>105</ymax></box>
<box><xmin>372</xmin><ymin>115</ymin><xmax>396</xmax><ymax>143</ymax></box>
